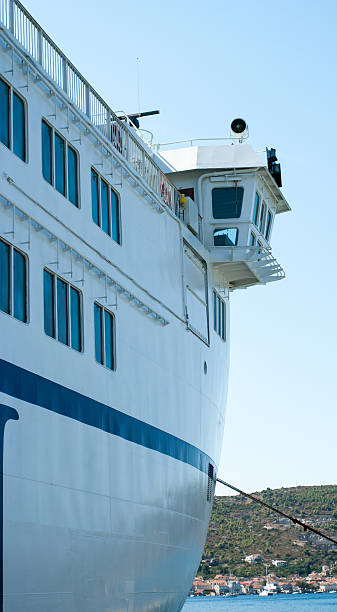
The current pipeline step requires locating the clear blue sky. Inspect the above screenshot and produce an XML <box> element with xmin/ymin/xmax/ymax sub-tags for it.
<box><xmin>24</xmin><ymin>0</ymin><xmax>337</xmax><ymax>494</ymax></box>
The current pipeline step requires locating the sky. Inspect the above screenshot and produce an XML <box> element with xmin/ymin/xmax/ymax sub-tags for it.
<box><xmin>22</xmin><ymin>0</ymin><xmax>337</xmax><ymax>494</ymax></box>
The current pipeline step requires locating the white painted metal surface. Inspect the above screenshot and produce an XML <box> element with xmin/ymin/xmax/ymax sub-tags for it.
<box><xmin>0</xmin><ymin>2</ymin><xmax>289</xmax><ymax>611</ymax></box>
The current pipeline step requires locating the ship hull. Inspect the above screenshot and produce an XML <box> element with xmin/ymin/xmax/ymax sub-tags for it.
<box><xmin>1</xmin><ymin>360</ymin><xmax>218</xmax><ymax>612</ymax></box>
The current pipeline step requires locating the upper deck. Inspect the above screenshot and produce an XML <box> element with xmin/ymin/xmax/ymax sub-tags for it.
<box><xmin>0</xmin><ymin>0</ymin><xmax>290</xmax><ymax>291</ymax></box>
<box><xmin>0</xmin><ymin>0</ymin><xmax>180</xmax><ymax>213</ymax></box>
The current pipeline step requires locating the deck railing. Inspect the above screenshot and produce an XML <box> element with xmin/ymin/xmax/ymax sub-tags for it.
<box><xmin>0</xmin><ymin>0</ymin><xmax>179</xmax><ymax>212</ymax></box>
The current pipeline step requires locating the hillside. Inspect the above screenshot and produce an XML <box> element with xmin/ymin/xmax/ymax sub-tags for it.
<box><xmin>200</xmin><ymin>485</ymin><xmax>337</xmax><ymax>578</ymax></box>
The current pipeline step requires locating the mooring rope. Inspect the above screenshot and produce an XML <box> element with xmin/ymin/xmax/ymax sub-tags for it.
<box><xmin>216</xmin><ymin>478</ymin><xmax>337</xmax><ymax>547</ymax></box>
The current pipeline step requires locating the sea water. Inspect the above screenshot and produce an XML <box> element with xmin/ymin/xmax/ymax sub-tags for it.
<box><xmin>182</xmin><ymin>593</ymin><xmax>337</xmax><ymax>611</ymax></box>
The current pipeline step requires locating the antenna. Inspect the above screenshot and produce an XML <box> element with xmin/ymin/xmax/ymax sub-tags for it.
<box><xmin>136</xmin><ymin>57</ymin><xmax>141</xmax><ymax>115</ymax></box>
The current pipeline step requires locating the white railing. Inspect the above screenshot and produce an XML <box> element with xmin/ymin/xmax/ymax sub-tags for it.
<box><xmin>0</xmin><ymin>0</ymin><xmax>179</xmax><ymax>213</ymax></box>
<box><xmin>210</xmin><ymin>245</ymin><xmax>285</xmax><ymax>284</ymax></box>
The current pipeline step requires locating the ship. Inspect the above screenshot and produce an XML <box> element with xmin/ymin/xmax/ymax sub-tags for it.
<box><xmin>0</xmin><ymin>1</ymin><xmax>290</xmax><ymax>610</ymax></box>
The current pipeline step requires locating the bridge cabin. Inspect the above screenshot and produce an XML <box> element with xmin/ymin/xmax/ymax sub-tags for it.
<box><xmin>159</xmin><ymin>142</ymin><xmax>290</xmax><ymax>289</ymax></box>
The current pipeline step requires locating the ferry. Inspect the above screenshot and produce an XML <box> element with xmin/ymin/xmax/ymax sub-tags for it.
<box><xmin>0</xmin><ymin>1</ymin><xmax>290</xmax><ymax>610</ymax></box>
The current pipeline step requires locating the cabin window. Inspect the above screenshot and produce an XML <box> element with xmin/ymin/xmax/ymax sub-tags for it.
<box><xmin>91</xmin><ymin>168</ymin><xmax>121</xmax><ymax>244</ymax></box>
<box><xmin>0</xmin><ymin>77</ymin><xmax>26</xmax><ymax>161</ymax></box>
<box><xmin>249</xmin><ymin>231</ymin><xmax>256</xmax><ymax>246</ymax></box>
<box><xmin>91</xmin><ymin>168</ymin><xmax>100</xmax><ymax>225</ymax></box>
<box><xmin>55</xmin><ymin>133</ymin><xmax>65</xmax><ymax>196</ymax></box>
<box><xmin>94</xmin><ymin>303</ymin><xmax>115</xmax><ymax>370</ymax></box>
<box><xmin>214</xmin><ymin>228</ymin><xmax>238</xmax><ymax>247</ymax></box>
<box><xmin>41</xmin><ymin>119</ymin><xmax>79</xmax><ymax>207</ymax></box>
<box><xmin>67</xmin><ymin>146</ymin><xmax>78</xmax><ymax>206</ymax></box>
<box><xmin>253</xmin><ymin>192</ymin><xmax>260</xmax><ymax>226</ymax></box>
<box><xmin>213</xmin><ymin>290</ymin><xmax>226</xmax><ymax>341</ymax></box>
<box><xmin>259</xmin><ymin>201</ymin><xmax>266</xmax><ymax>233</ymax></box>
<box><xmin>43</xmin><ymin>269</ymin><xmax>82</xmax><ymax>351</ymax></box>
<box><xmin>42</xmin><ymin>120</ymin><xmax>52</xmax><ymax>184</ymax></box>
<box><xmin>265</xmin><ymin>210</ymin><xmax>273</xmax><ymax>241</ymax></box>
<box><xmin>212</xmin><ymin>187</ymin><xmax>244</xmax><ymax>219</ymax></box>
<box><xmin>0</xmin><ymin>238</ymin><xmax>27</xmax><ymax>322</ymax></box>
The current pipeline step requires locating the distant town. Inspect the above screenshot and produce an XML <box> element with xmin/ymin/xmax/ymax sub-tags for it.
<box><xmin>190</xmin><ymin>562</ymin><xmax>337</xmax><ymax>597</ymax></box>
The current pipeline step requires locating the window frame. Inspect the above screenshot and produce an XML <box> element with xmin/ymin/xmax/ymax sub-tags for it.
<box><xmin>249</xmin><ymin>231</ymin><xmax>256</xmax><ymax>246</ymax></box>
<box><xmin>91</xmin><ymin>166</ymin><xmax>121</xmax><ymax>244</ymax></box>
<box><xmin>0</xmin><ymin>237</ymin><xmax>29</xmax><ymax>324</ymax></box>
<box><xmin>259</xmin><ymin>201</ymin><xmax>267</xmax><ymax>234</ymax></box>
<box><xmin>253</xmin><ymin>191</ymin><xmax>260</xmax><ymax>227</ymax></box>
<box><xmin>212</xmin><ymin>290</ymin><xmax>226</xmax><ymax>341</ymax></box>
<box><xmin>0</xmin><ymin>75</ymin><xmax>28</xmax><ymax>163</ymax></box>
<box><xmin>212</xmin><ymin>186</ymin><xmax>244</xmax><ymax>219</ymax></box>
<box><xmin>41</xmin><ymin>118</ymin><xmax>80</xmax><ymax>207</ymax></box>
<box><xmin>265</xmin><ymin>209</ymin><xmax>273</xmax><ymax>241</ymax></box>
<box><xmin>94</xmin><ymin>301</ymin><xmax>116</xmax><ymax>371</ymax></box>
<box><xmin>213</xmin><ymin>227</ymin><xmax>238</xmax><ymax>247</ymax></box>
<box><xmin>43</xmin><ymin>268</ymin><xmax>83</xmax><ymax>352</ymax></box>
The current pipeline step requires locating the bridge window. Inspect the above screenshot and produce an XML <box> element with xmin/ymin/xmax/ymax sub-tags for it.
<box><xmin>253</xmin><ymin>192</ymin><xmax>260</xmax><ymax>226</ymax></box>
<box><xmin>259</xmin><ymin>201</ymin><xmax>266</xmax><ymax>233</ymax></box>
<box><xmin>42</xmin><ymin>119</ymin><xmax>79</xmax><ymax>206</ymax></box>
<box><xmin>43</xmin><ymin>269</ymin><xmax>82</xmax><ymax>351</ymax></box>
<box><xmin>94</xmin><ymin>303</ymin><xmax>115</xmax><ymax>370</ymax></box>
<box><xmin>213</xmin><ymin>290</ymin><xmax>226</xmax><ymax>341</ymax></box>
<box><xmin>249</xmin><ymin>231</ymin><xmax>256</xmax><ymax>246</ymax></box>
<box><xmin>0</xmin><ymin>77</ymin><xmax>26</xmax><ymax>162</ymax></box>
<box><xmin>265</xmin><ymin>210</ymin><xmax>273</xmax><ymax>241</ymax></box>
<box><xmin>212</xmin><ymin>187</ymin><xmax>244</xmax><ymax>219</ymax></box>
<box><xmin>91</xmin><ymin>168</ymin><xmax>121</xmax><ymax>244</ymax></box>
<box><xmin>0</xmin><ymin>238</ymin><xmax>27</xmax><ymax>322</ymax></box>
<box><xmin>214</xmin><ymin>228</ymin><xmax>238</xmax><ymax>247</ymax></box>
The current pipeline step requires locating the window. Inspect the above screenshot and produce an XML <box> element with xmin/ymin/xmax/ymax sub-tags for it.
<box><xmin>94</xmin><ymin>303</ymin><xmax>115</xmax><ymax>370</ymax></box>
<box><xmin>0</xmin><ymin>238</ymin><xmax>27</xmax><ymax>322</ymax></box>
<box><xmin>43</xmin><ymin>269</ymin><xmax>82</xmax><ymax>351</ymax></box>
<box><xmin>91</xmin><ymin>168</ymin><xmax>120</xmax><ymax>243</ymax></box>
<box><xmin>213</xmin><ymin>290</ymin><xmax>226</xmax><ymax>341</ymax></box>
<box><xmin>259</xmin><ymin>201</ymin><xmax>266</xmax><ymax>233</ymax></box>
<box><xmin>212</xmin><ymin>187</ymin><xmax>244</xmax><ymax>219</ymax></box>
<box><xmin>265</xmin><ymin>210</ymin><xmax>273</xmax><ymax>241</ymax></box>
<box><xmin>214</xmin><ymin>228</ymin><xmax>238</xmax><ymax>247</ymax></box>
<box><xmin>0</xmin><ymin>77</ymin><xmax>26</xmax><ymax>161</ymax></box>
<box><xmin>253</xmin><ymin>192</ymin><xmax>260</xmax><ymax>226</ymax></box>
<box><xmin>41</xmin><ymin>119</ymin><xmax>79</xmax><ymax>206</ymax></box>
<box><xmin>249</xmin><ymin>231</ymin><xmax>256</xmax><ymax>246</ymax></box>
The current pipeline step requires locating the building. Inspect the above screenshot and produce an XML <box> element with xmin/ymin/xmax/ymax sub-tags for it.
<box><xmin>272</xmin><ymin>560</ymin><xmax>287</xmax><ymax>567</ymax></box>
<box><xmin>244</xmin><ymin>554</ymin><xmax>263</xmax><ymax>563</ymax></box>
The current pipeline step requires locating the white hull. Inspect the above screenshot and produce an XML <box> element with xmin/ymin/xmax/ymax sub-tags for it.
<box><xmin>0</xmin><ymin>1</ymin><xmax>288</xmax><ymax>608</ymax></box>
<box><xmin>1</xmin><ymin>365</ymin><xmax>214</xmax><ymax>611</ymax></box>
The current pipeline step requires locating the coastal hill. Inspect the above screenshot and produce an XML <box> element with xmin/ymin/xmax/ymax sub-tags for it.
<box><xmin>200</xmin><ymin>485</ymin><xmax>337</xmax><ymax>578</ymax></box>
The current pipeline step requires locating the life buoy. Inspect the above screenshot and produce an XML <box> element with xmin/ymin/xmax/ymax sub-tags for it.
<box><xmin>111</xmin><ymin>123</ymin><xmax>123</xmax><ymax>154</ymax></box>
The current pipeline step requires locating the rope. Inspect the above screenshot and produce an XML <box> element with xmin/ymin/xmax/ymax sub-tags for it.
<box><xmin>216</xmin><ymin>478</ymin><xmax>337</xmax><ymax>547</ymax></box>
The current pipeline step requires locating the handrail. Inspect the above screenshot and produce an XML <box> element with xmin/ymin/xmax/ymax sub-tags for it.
<box><xmin>0</xmin><ymin>0</ymin><xmax>180</xmax><ymax>213</ymax></box>
<box><xmin>154</xmin><ymin>137</ymin><xmax>249</xmax><ymax>150</ymax></box>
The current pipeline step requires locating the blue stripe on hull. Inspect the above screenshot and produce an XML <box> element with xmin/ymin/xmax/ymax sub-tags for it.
<box><xmin>0</xmin><ymin>405</ymin><xmax>19</xmax><ymax>612</ymax></box>
<box><xmin>0</xmin><ymin>358</ymin><xmax>214</xmax><ymax>475</ymax></box>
